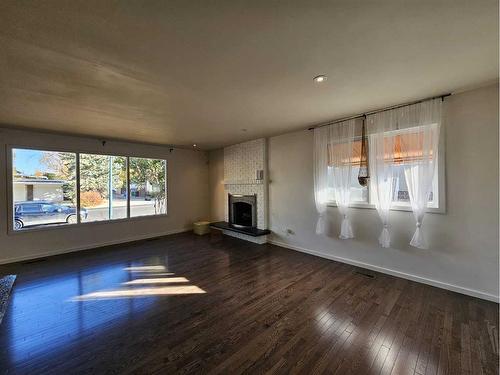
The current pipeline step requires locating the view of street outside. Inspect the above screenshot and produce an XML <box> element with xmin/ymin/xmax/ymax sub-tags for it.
<box><xmin>83</xmin><ymin>198</ymin><xmax>159</xmax><ymax>221</ymax></box>
<box><xmin>12</xmin><ymin>148</ymin><xmax>167</xmax><ymax>230</ymax></box>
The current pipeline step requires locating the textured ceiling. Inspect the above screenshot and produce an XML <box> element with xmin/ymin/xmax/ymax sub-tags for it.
<box><xmin>0</xmin><ymin>0</ymin><xmax>498</xmax><ymax>149</ymax></box>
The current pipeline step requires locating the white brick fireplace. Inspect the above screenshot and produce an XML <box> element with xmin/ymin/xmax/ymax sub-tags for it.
<box><xmin>223</xmin><ymin>138</ymin><xmax>269</xmax><ymax>243</ymax></box>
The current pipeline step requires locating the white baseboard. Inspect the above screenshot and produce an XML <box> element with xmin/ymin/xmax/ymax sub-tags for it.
<box><xmin>268</xmin><ymin>239</ymin><xmax>499</xmax><ymax>303</ymax></box>
<box><xmin>0</xmin><ymin>227</ymin><xmax>191</xmax><ymax>265</ymax></box>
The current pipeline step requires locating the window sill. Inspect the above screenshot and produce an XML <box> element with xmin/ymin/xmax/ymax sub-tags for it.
<box><xmin>8</xmin><ymin>213</ymin><xmax>169</xmax><ymax>235</ymax></box>
<box><xmin>326</xmin><ymin>202</ymin><xmax>445</xmax><ymax>214</ymax></box>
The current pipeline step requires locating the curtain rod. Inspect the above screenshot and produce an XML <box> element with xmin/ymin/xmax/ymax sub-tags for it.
<box><xmin>307</xmin><ymin>93</ymin><xmax>451</xmax><ymax>131</ymax></box>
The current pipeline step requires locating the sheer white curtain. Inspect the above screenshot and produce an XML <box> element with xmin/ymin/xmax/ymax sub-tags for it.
<box><xmin>313</xmin><ymin>125</ymin><xmax>332</xmax><ymax>234</ymax></box>
<box><xmin>396</xmin><ymin>99</ymin><xmax>442</xmax><ymax>249</ymax></box>
<box><xmin>313</xmin><ymin>120</ymin><xmax>356</xmax><ymax>237</ymax></box>
<box><xmin>368</xmin><ymin>98</ymin><xmax>442</xmax><ymax>249</ymax></box>
<box><xmin>367</xmin><ymin>111</ymin><xmax>397</xmax><ymax>248</ymax></box>
<box><xmin>328</xmin><ymin>119</ymin><xmax>356</xmax><ymax>239</ymax></box>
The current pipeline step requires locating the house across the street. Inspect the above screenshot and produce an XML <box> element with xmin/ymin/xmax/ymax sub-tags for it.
<box><xmin>13</xmin><ymin>177</ymin><xmax>65</xmax><ymax>202</ymax></box>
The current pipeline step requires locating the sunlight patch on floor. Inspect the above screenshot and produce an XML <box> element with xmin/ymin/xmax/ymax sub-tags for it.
<box><xmin>72</xmin><ymin>285</ymin><xmax>206</xmax><ymax>300</ymax></box>
<box><xmin>123</xmin><ymin>266</ymin><xmax>167</xmax><ymax>272</ymax></box>
<box><xmin>71</xmin><ymin>265</ymin><xmax>204</xmax><ymax>301</ymax></box>
<box><xmin>122</xmin><ymin>277</ymin><xmax>189</xmax><ymax>285</ymax></box>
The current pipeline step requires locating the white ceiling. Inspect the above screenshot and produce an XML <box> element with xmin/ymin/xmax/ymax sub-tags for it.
<box><xmin>0</xmin><ymin>0</ymin><xmax>498</xmax><ymax>149</ymax></box>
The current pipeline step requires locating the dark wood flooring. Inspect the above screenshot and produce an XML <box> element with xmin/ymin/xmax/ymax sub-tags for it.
<box><xmin>0</xmin><ymin>232</ymin><xmax>498</xmax><ymax>374</ymax></box>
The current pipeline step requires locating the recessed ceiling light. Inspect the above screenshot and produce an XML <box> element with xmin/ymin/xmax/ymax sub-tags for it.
<box><xmin>313</xmin><ymin>75</ymin><xmax>327</xmax><ymax>83</ymax></box>
<box><xmin>193</xmin><ymin>144</ymin><xmax>197</xmax><ymax>147</ymax></box>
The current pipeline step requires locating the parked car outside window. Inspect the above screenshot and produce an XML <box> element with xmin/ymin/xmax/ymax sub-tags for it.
<box><xmin>14</xmin><ymin>201</ymin><xmax>88</xmax><ymax>230</ymax></box>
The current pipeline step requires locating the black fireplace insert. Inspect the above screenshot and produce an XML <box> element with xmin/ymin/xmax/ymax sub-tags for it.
<box><xmin>228</xmin><ymin>194</ymin><xmax>257</xmax><ymax>229</ymax></box>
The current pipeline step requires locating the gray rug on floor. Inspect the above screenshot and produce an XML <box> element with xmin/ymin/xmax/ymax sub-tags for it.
<box><xmin>0</xmin><ymin>275</ymin><xmax>16</xmax><ymax>325</ymax></box>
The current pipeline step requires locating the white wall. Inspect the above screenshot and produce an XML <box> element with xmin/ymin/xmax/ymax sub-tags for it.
<box><xmin>0</xmin><ymin>128</ymin><xmax>210</xmax><ymax>264</ymax></box>
<box><xmin>208</xmin><ymin>149</ymin><xmax>225</xmax><ymax>222</ymax></box>
<box><xmin>209</xmin><ymin>83</ymin><xmax>499</xmax><ymax>301</ymax></box>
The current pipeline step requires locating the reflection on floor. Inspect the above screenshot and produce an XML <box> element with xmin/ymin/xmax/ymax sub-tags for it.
<box><xmin>5</xmin><ymin>263</ymin><xmax>157</xmax><ymax>363</ymax></box>
<box><xmin>0</xmin><ymin>249</ymin><xmax>206</xmax><ymax>367</ymax></box>
<box><xmin>0</xmin><ymin>233</ymin><xmax>497</xmax><ymax>374</ymax></box>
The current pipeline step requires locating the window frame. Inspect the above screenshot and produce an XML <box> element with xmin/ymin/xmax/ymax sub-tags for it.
<box><xmin>78</xmin><ymin>153</ymin><xmax>130</xmax><ymax>223</ymax></box>
<box><xmin>6</xmin><ymin>145</ymin><xmax>169</xmax><ymax>234</ymax></box>
<box><xmin>326</xmin><ymin>124</ymin><xmax>446</xmax><ymax>214</ymax></box>
<box><xmin>128</xmin><ymin>156</ymin><xmax>168</xmax><ymax>218</ymax></box>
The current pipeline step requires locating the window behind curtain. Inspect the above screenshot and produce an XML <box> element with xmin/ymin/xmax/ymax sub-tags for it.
<box><xmin>327</xmin><ymin>138</ymin><xmax>369</xmax><ymax>203</ymax></box>
<box><xmin>325</xmin><ymin>124</ymin><xmax>439</xmax><ymax>208</ymax></box>
<box><xmin>383</xmin><ymin>125</ymin><xmax>439</xmax><ymax>207</ymax></box>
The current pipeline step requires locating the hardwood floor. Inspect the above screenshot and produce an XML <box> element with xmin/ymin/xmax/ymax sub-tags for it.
<box><xmin>0</xmin><ymin>232</ymin><xmax>498</xmax><ymax>374</ymax></box>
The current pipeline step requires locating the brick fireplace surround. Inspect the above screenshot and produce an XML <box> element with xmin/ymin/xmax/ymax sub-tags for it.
<box><xmin>220</xmin><ymin>138</ymin><xmax>269</xmax><ymax>244</ymax></box>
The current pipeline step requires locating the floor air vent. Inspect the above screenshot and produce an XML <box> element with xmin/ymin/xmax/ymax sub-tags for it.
<box><xmin>354</xmin><ymin>271</ymin><xmax>375</xmax><ymax>279</ymax></box>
